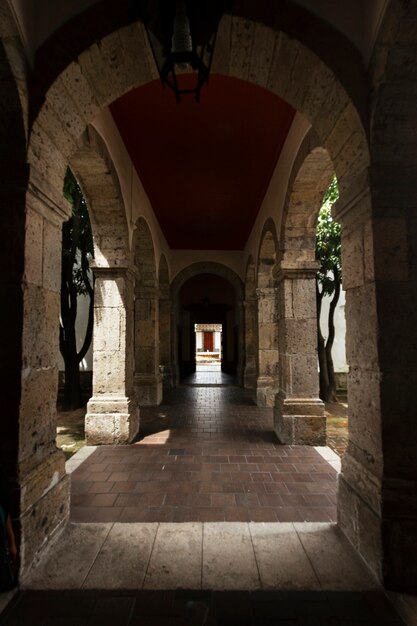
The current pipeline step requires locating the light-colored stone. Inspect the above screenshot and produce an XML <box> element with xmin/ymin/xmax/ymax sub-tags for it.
<box><xmin>202</xmin><ymin>522</ymin><xmax>260</xmax><ymax>590</ymax></box>
<box><xmin>294</xmin><ymin>523</ymin><xmax>379</xmax><ymax>590</ymax></box>
<box><xmin>24</xmin><ymin>208</ymin><xmax>43</xmax><ymax>286</ymax></box>
<box><xmin>23</xmin><ymin>523</ymin><xmax>111</xmax><ymax>589</ymax></box>
<box><xmin>85</xmin><ymin>395</ymin><xmax>139</xmax><ymax>444</ymax></box>
<box><xmin>250</xmin><ymin>522</ymin><xmax>320</xmax><ymax>589</ymax></box>
<box><xmin>144</xmin><ymin>523</ymin><xmax>202</xmax><ymax>589</ymax></box>
<box><xmin>83</xmin><ymin>523</ymin><xmax>158</xmax><ymax>589</ymax></box>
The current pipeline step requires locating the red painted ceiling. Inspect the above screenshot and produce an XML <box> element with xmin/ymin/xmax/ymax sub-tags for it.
<box><xmin>110</xmin><ymin>74</ymin><xmax>295</xmax><ymax>250</ymax></box>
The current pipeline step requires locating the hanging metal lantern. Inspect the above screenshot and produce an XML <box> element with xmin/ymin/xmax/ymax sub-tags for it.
<box><xmin>133</xmin><ymin>0</ymin><xmax>228</xmax><ymax>102</ymax></box>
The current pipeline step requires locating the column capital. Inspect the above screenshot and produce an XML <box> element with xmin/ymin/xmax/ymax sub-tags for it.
<box><xmin>256</xmin><ymin>286</ymin><xmax>278</xmax><ymax>299</ymax></box>
<box><xmin>91</xmin><ymin>263</ymin><xmax>136</xmax><ymax>280</ymax></box>
<box><xmin>274</xmin><ymin>262</ymin><xmax>319</xmax><ymax>283</ymax></box>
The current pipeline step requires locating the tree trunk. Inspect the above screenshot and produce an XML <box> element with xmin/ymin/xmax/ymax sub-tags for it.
<box><xmin>324</xmin><ymin>267</ymin><xmax>341</xmax><ymax>402</ymax></box>
<box><xmin>316</xmin><ymin>280</ymin><xmax>329</xmax><ymax>401</ymax></box>
<box><xmin>63</xmin><ymin>354</ymin><xmax>83</xmax><ymax>410</ymax></box>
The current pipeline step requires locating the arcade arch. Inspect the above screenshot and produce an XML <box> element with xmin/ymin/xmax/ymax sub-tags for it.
<box><xmin>171</xmin><ymin>263</ymin><xmax>244</xmax><ymax>385</ymax></box>
<box><xmin>4</xmin><ymin>0</ymin><xmax>415</xmax><ymax>591</ymax></box>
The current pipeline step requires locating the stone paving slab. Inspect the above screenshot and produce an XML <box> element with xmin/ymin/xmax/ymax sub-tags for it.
<box><xmin>21</xmin><ymin>522</ymin><xmax>379</xmax><ymax>593</ymax></box>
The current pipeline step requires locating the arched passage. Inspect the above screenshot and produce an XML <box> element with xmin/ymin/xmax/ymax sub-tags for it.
<box><xmin>6</xmin><ymin>0</ymin><xmax>381</xmax><ymax>582</ymax></box>
<box><xmin>171</xmin><ymin>263</ymin><xmax>244</xmax><ymax>385</ymax></box>
<box><xmin>255</xmin><ymin>221</ymin><xmax>279</xmax><ymax>407</ymax></box>
<box><xmin>133</xmin><ymin>217</ymin><xmax>161</xmax><ymax>406</ymax></box>
<box><xmin>274</xmin><ymin>132</ymin><xmax>334</xmax><ymax>445</ymax></box>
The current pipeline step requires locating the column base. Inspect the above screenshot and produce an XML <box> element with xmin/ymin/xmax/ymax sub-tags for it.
<box><xmin>255</xmin><ymin>376</ymin><xmax>278</xmax><ymax>407</ymax></box>
<box><xmin>85</xmin><ymin>394</ymin><xmax>139</xmax><ymax>444</ymax></box>
<box><xmin>134</xmin><ymin>374</ymin><xmax>163</xmax><ymax>406</ymax></box>
<box><xmin>338</xmin><ymin>451</ymin><xmax>417</xmax><ymax>592</ymax></box>
<box><xmin>243</xmin><ymin>365</ymin><xmax>256</xmax><ymax>390</ymax></box>
<box><xmin>19</xmin><ymin>447</ymin><xmax>70</xmax><ymax>575</ymax></box>
<box><xmin>159</xmin><ymin>365</ymin><xmax>173</xmax><ymax>389</ymax></box>
<box><xmin>338</xmin><ymin>460</ymin><xmax>382</xmax><ymax>584</ymax></box>
<box><xmin>274</xmin><ymin>393</ymin><xmax>326</xmax><ymax>444</ymax></box>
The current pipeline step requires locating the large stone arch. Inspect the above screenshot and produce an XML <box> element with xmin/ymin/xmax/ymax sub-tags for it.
<box><xmin>27</xmin><ymin>5</ymin><xmax>370</xmax><ymax>211</ymax></box>
<box><xmin>171</xmin><ymin>262</ymin><xmax>244</xmax><ymax>386</ymax></box>
<box><xmin>132</xmin><ymin>217</ymin><xmax>162</xmax><ymax>405</ymax></box>
<box><xmin>0</xmin><ymin>2</ymin><xmax>65</xmax><ymax>578</ymax></box>
<box><xmin>70</xmin><ymin>126</ymin><xmax>129</xmax><ymax>267</ymax></box>
<box><xmin>11</xmin><ymin>0</ymin><xmax>378</xmax><ymax>582</ymax></box>
<box><xmin>279</xmin><ymin>130</ymin><xmax>334</xmax><ymax>266</ymax></box>
<box><xmin>69</xmin><ymin>127</ymin><xmax>138</xmax><ymax>446</ymax></box>
<box><xmin>334</xmin><ymin>0</ymin><xmax>417</xmax><ymax>591</ymax></box>
<box><xmin>255</xmin><ymin>220</ymin><xmax>279</xmax><ymax>406</ymax></box>
<box><xmin>274</xmin><ymin>132</ymin><xmax>334</xmax><ymax>445</ymax></box>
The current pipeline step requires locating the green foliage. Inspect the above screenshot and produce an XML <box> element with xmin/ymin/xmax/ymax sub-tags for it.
<box><xmin>316</xmin><ymin>175</ymin><xmax>341</xmax><ymax>296</ymax></box>
<box><xmin>62</xmin><ymin>168</ymin><xmax>94</xmax><ymax>295</ymax></box>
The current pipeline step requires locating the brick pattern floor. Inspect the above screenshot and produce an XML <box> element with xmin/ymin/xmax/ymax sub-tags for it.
<box><xmin>1</xmin><ymin>589</ymin><xmax>405</xmax><ymax>625</ymax></box>
<box><xmin>71</xmin><ymin>381</ymin><xmax>338</xmax><ymax>523</ymax></box>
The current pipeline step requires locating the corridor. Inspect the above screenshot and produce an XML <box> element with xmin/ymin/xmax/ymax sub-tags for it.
<box><xmin>3</xmin><ymin>377</ymin><xmax>403</xmax><ymax>624</ymax></box>
<box><xmin>70</xmin><ymin>374</ymin><xmax>338</xmax><ymax>524</ymax></box>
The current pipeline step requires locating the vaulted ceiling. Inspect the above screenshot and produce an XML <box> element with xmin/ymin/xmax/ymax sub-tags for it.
<box><xmin>110</xmin><ymin>74</ymin><xmax>295</xmax><ymax>250</ymax></box>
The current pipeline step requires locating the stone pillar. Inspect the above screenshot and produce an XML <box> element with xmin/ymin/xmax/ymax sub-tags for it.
<box><xmin>236</xmin><ymin>300</ymin><xmax>245</xmax><ymax>386</ymax></box>
<box><xmin>134</xmin><ymin>287</ymin><xmax>163</xmax><ymax>405</ymax></box>
<box><xmin>335</xmin><ymin>176</ymin><xmax>417</xmax><ymax>590</ymax></box>
<box><xmin>255</xmin><ymin>287</ymin><xmax>279</xmax><ymax>407</ymax></box>
<box><xmin>274</xmin><ymin>266</ymin><xmax>325</xmax><ymax>445</ymax></box>
<box><xmin>243</xmin><ymin>297</ymin><xmax>258</xmax><ymax>390</ymax></box>
<box><xmin>86</xmin><ymin>267</ymin><xmax>139</xmax><ymax>444</ymax></box>
<box><xmin>17</xmin><ymin>182</ymin><xmax>70</xmax><ymax>574</ymax></box>
<box><xmin>159</xmin><ymin>294</ymin><xmax>173</xmax><ymax>388</ymax></box>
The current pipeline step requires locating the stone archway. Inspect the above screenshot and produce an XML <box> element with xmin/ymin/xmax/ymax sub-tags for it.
<box><xmin>171</xmin><ymin>262</ymin><xmax>244</xmax><ymax>386</ymax></box>
<box><xmin>158</xmin><ymin>254</ymin><xmax>173</xmax><ymax>389</ymax></box>
<box><xmin>274</xmin><ymin>131</ymin><xmax>334</xmax><ymax>445</ymax></box>
<box><xmin>9</xmin><ymin>1</ymin><xmax>377</xmax><ymax>580</ymax></box>
<box><xmin>0</xmin><ymin>3</ymin><xmax>66</xmax><ymax>576</ymax></box>
<box><xmin>334</xmin><ymin>0</ymin><xmax>417</xmax><ymax>590</ymax></box>
<box><xmin>243</xmin><ymin>256</ymin><xmax>257</xmax><ymax>391</ymax></box>
<box><xmin>255</xmin><ymin>220</ymin><xmax>279</xmax><ymax>407</ymax></box>
<box><xmin>133</xmin><ymin>217</ymin><xmax>162</xmax><ymax>406</ymax></box>
<box><xmin>70</xmin><ymin>126</ymin><xmax>138</xmax><ymax>445</ymax></box>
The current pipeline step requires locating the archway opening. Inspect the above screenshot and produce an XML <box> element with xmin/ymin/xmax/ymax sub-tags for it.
<box><xmin>178</xmin><ymin>273</ymin><xmax>238</xmax><ymax>382</ymax></box>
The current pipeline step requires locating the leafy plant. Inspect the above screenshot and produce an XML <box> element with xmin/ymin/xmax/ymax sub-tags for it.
<box><xmin>60</xmin><ymin>168</ymin><xmax>94</xmax><ymax>410</ymax></box>
<box><xmin>316</xmin><ymin>175</ymin><xmax>341</xmax><ymax>402</ymax></box>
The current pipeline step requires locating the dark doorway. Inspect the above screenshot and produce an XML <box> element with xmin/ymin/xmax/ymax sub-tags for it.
<box><xmin>178</xmin><ymin>274</ymin><xmax>238</xmax><ymax>380</ymax></box>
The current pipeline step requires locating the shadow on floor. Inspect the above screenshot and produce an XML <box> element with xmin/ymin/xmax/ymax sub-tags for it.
<box><xmin>1</xmin><ymin>589</ymin><xmax>405</xmax><ymax>625</ymax></box>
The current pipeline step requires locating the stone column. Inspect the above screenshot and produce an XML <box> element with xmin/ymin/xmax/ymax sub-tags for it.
<box><xmin>17</xmin><ymin>181</ymin><xmax>70</xmax><ymax>574</ymax></box>
<box><xmin>236</xmin><ymin>299</ymin><xmax>245</xmax><ymax>386</ymax></box>
<box><xmin>86</xmin><ymin>266</ymin><xmax>139</xmax><ymax>444</ymax></box>
<box><xmin>335</xmin><ymin>177</ymin><xmax>417</xmax><ymax>590</ymax></box>
<box><xmin>134</xmin><ymin>287</ymin><xmax>162</xmax><ymax>405</ymax></box>
<box><xmin>255</xmin><ymin>287</ymin><xmax>279</xmax><ymax>407</ymax></box>
<box><xmin>243</xmin><ymin>296</ymin><xmax>258</xmax><ymax>390</ymax></box>
<box><xmin>274</xmin><ymin>265</ymin><xmax>325</xmax><ymax>445</ymax></box>
<box><xmin>159</xmin><ymin>294</ymin><xmax>173</xmax><ymax>388</ymax></box>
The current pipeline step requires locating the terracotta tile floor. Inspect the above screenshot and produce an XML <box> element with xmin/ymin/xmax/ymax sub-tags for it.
<box><xmin>71</xmin><ymin>369</ymin><xmax>338</xmax><ymax>523</ymax></box>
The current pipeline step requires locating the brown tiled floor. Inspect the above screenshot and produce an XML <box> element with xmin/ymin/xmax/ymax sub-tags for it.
<box><xmin>71</xmin><ymin>370</ymin><xmax>337</xmax><ymax>523</ymax></box>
